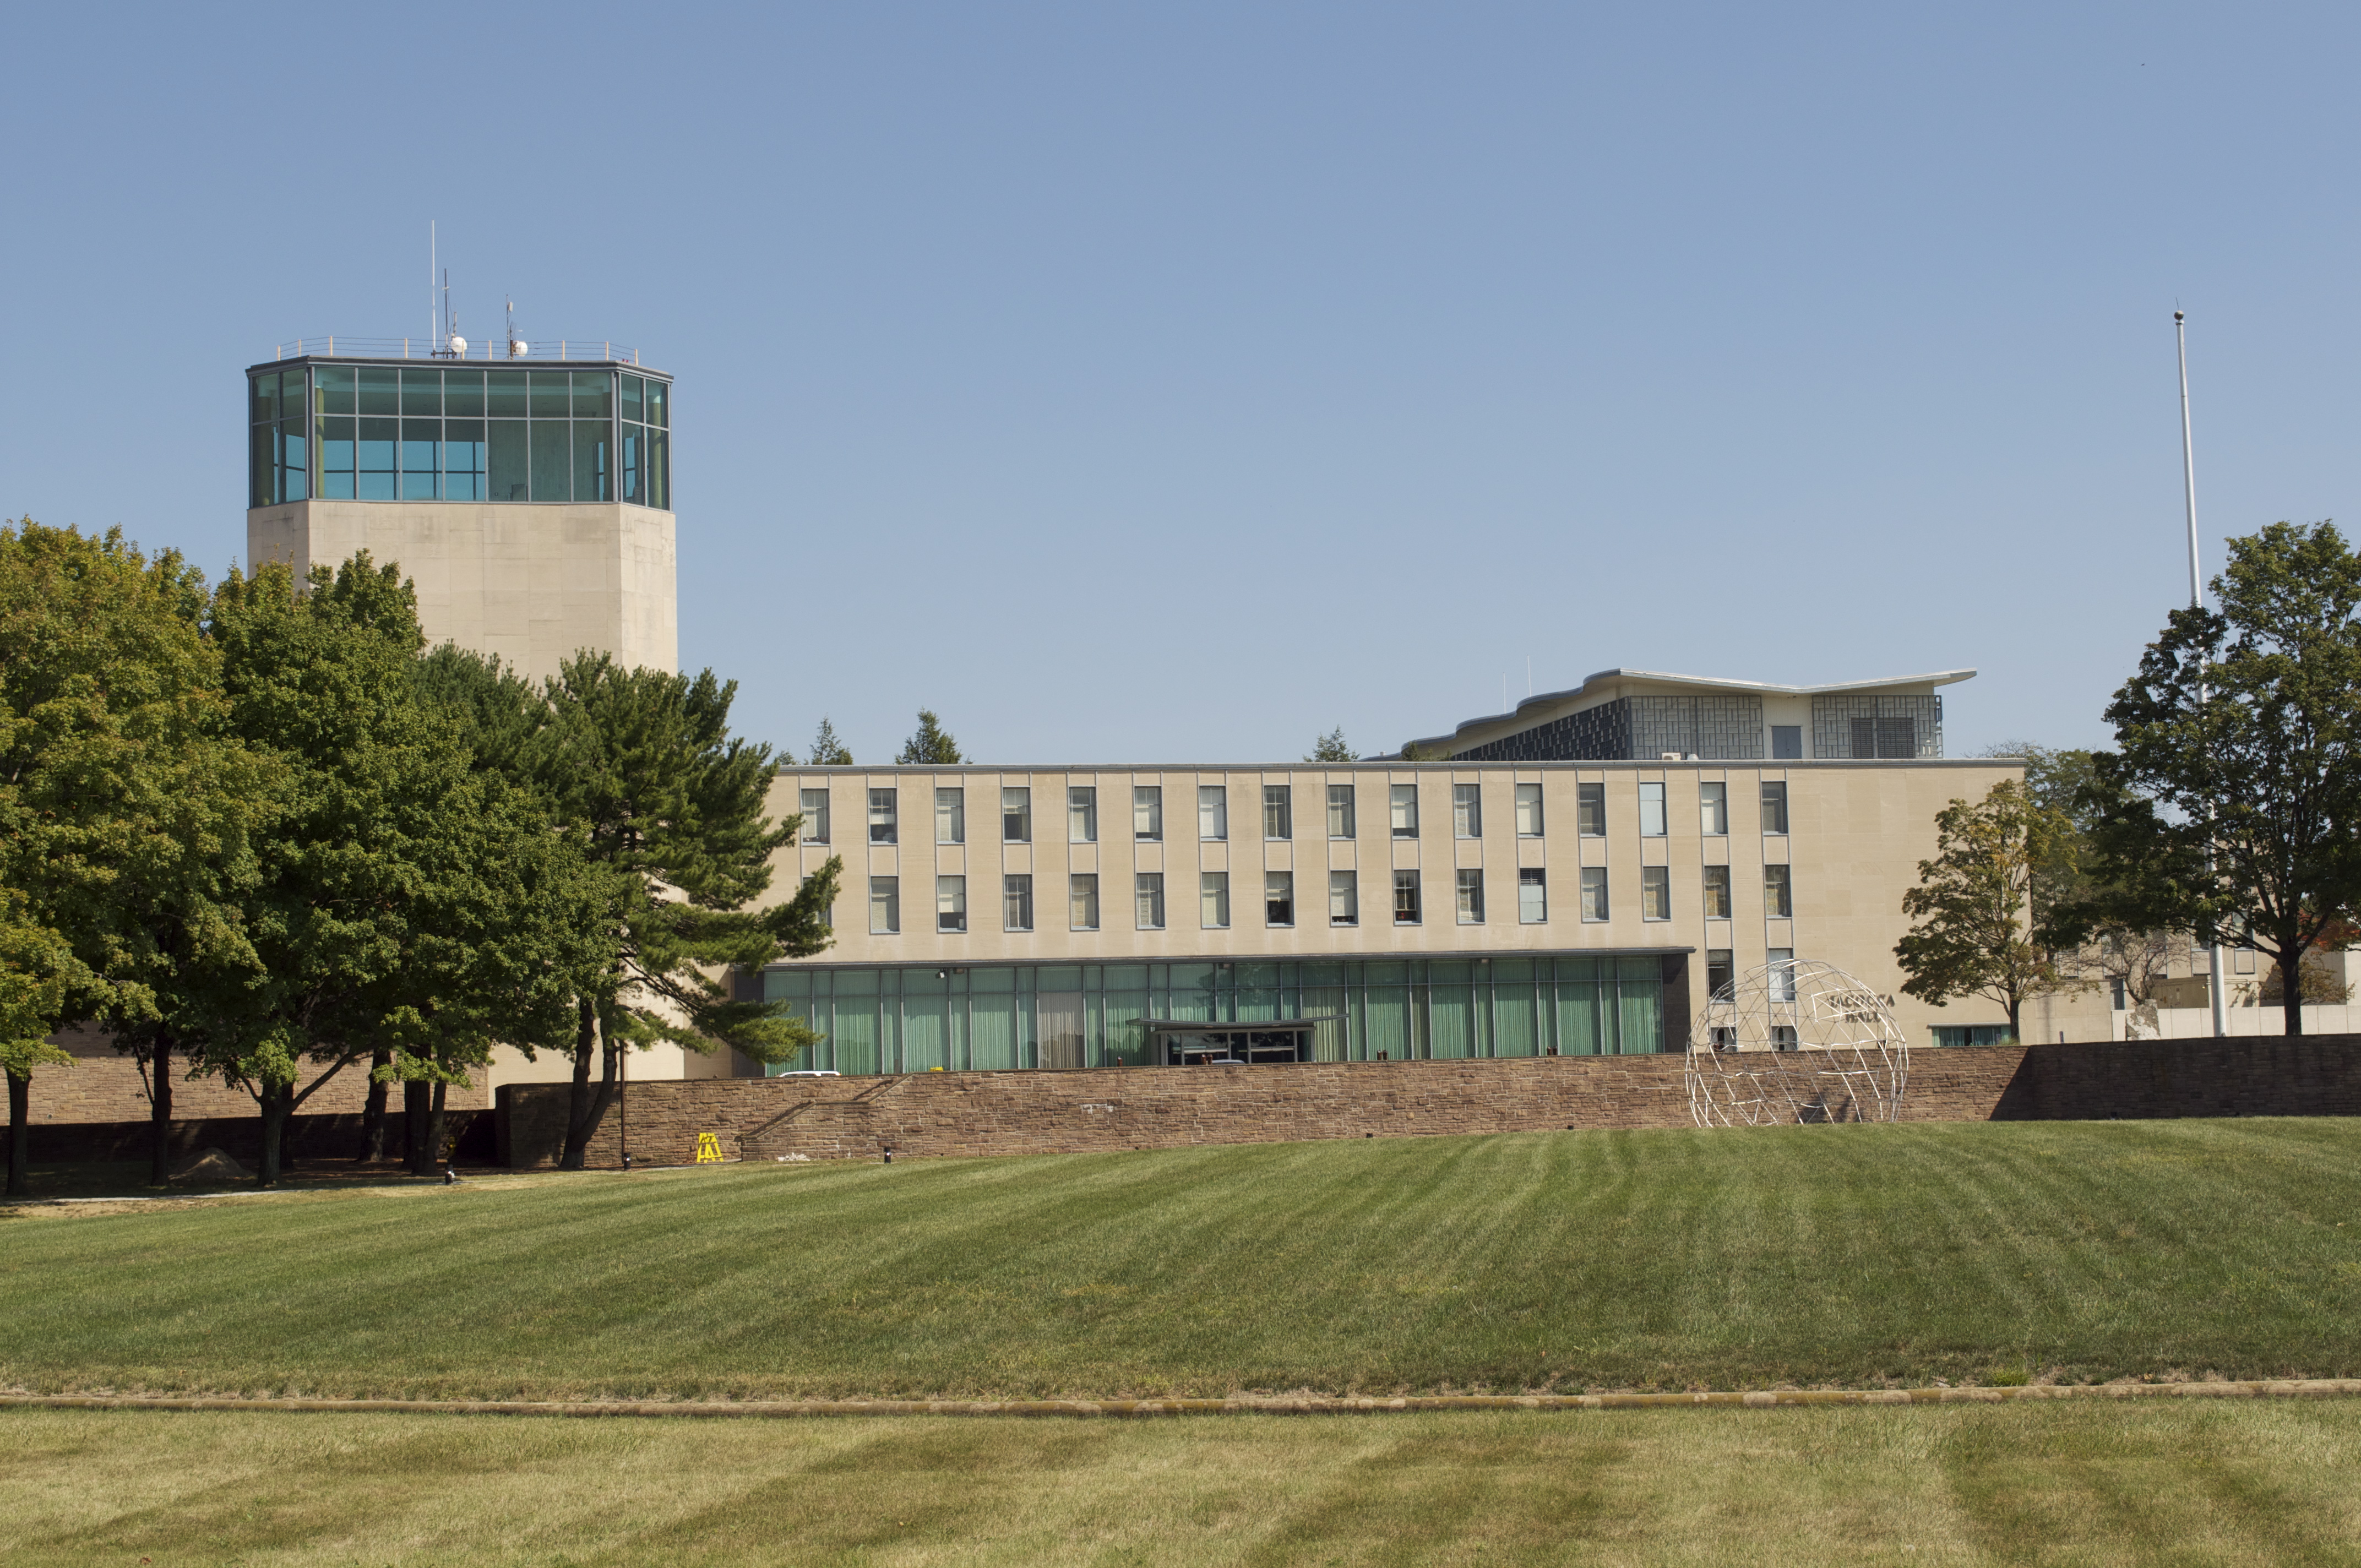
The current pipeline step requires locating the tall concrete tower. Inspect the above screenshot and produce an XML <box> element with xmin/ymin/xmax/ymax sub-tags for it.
<box><xmin>244</xmin><ymin>343</ymin><xmax>677</xmax><ymax>680</ymax></box>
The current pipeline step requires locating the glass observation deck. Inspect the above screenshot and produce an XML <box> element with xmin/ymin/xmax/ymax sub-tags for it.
<box><xmin>247</xmin><ymin>352</ymin><xmax>671</xmax><ymax>509</ymax></box>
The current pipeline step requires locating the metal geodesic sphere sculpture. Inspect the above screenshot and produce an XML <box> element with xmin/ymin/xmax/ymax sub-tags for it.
<box><xmin>1687</xmin><ymin>959</ymin><xmax>1910</xmax><ymax>1126</ymax></box>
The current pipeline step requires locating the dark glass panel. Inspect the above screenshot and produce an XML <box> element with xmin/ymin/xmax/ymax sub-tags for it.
<box><xmin>648</xmin><ymin>430</ymin><xmax>668</xmax><ymax>509</ymax></box>
<box><xmin>357</xmin><ymin>367</ymin><xmax>398</xmax><ymax>416</ymax></box>
<box><xmin>357</xmin><ymin>417</ymin><xmax>398</xmax><ymax>500</ymax></box>
<box><xmin>487</xmin><ymin>422</ymin><xmax>529</xmax><ymax>502</ymax></box>
<box><xmin>621</xmin><ymin>427</ymin><xmax>641</xmax><ymax>503</ymax></box>
<box><xmin>442</xmin><ymin>369</ymin><xmax>485</xmax><ymax>417</ymax></box>
<box><xmin>249</xmin><ymin>422</ymin><xmax>274</xmax><ymax>505</ymax></box>
<box><xmin>645</xmin><ymin>378</ymin><xmax>667</xmax><ymax>428</ymax></box>
<box><xmin>486</xmin><ymin>370</ymin><xmax>527</xmax><ymax>418</ymax></box>
<box><xmin>530</xmin><ymin>421</ymin><xmax>570</xmax><ymax>502</ymax></box>
<box><xmin>572</xmin><ymin>372</ymin><xmax>612</xmax><ymax>418</ymax></box>
<box><xmin>401</xmin><ymin>369</ymin><xmax>441</xmax><ymax>417</ymax></box>
<box><xmin>619</xmin><ymin>374</ymin><xmax>643</xmax><ymax>422</ymax></box>
<box><xmin>315</xmin><ymin>365</ymin><xmax>356</xmax><ymax>415</ymax></box>
<box><xmin>250</xmin><ymin>374</ymin><xmax>275</xmax><ymax>426</ymax></box>
<box><xmin>528</xmin><ymin>371</ymin><xmax>570</xmax><ymax>418</ymax></box>
<box><xmin>320</xmin><ymin>416</ymin><xmax>356</xmax><ymax>499</ymax></box>
<box><xmin>573</xmin><ymin>420</ymin><xmax>610</xmax><ymax>502</ymax></box>
<box><xmin>401</xmin><ymin>418</ymin><xmax>439</xmax><ymax>500</ymax></box>
<box><xmin>279</xmin><ymin>419</ymin><xmax>308</xmax><ymax>502</ymax></box>
<box><xmin>444</xmin><ymin>420</ymin><xmax>486</xmax><ymax>501</ymax></box>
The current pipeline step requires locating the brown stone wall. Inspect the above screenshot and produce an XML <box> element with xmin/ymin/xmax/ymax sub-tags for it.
<box><xmin>498</xmin><ymin>1036</ymin><xmax>2361</xmax><ymax>1172</ymax></box>
<box><xmin>0</xmin><ymin>1110</ymin><xmax>497</xmax><ymax>1168</ymax></box>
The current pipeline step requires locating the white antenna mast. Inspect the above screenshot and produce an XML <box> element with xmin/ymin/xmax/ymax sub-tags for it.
<box><xmin>430</xmin><ymin>220</ymin><xmax>438</xmax><ymax>347</ymax></box>
<box><xmin>2176</xmin><ymin>307</ymin><xmax>2229</xmax><ymax>1042</ymax></box>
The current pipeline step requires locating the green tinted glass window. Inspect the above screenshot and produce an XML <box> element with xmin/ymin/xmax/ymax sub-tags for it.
<box><xmin>316</xmin><ymin>365</ymin><xmax>355</xmax><ymax>415</ymax></box>
<box><xmin>528</xmin><ymin>372</ymin><xmax>569</xmax><ymax>418</ymax></box>
<box><xmin>486</xmin><ymin>370</ymin><xmax>527</xmax><ymax>418</ymax></box>
<box><xmin>647</xmin><ymin>431</ymin><xmax>668</xmax><ymax>509</ymax></box>
<box><xmin>621</xmin><ymin>427</ymin><xmax>642</xmax><ymax>503</ymax></box>
<box><xmin>279</xmin><ymin>419</ymin><xmax>308</xmax><ymax>501</ymax></box>
<box><xmin>645</xmin><ymin>378</ymin><xmax>667</xmax><ymax>428</ymax></box>
<box><xmin>319</xmin><ymin>416</ymin><xmax>356</xmax><ymax>498</ymax></box>
<box><xmin>444</xmin><ymin>420</ymin><xmax>486</xmax><ymax>500</ymax></box>
<box><xmin>401</xmin><ymin>369</ymin><xmax>441</xmax><ymax>416</ymax></box>
<box><xmin>572</xmin><ymin>372</ymin><xmax>612</xmax><ymax>418</ymax></box>
<box><xmin>530</xmin><ymin>421</ymin><xmax>569</xmax><ymax>502</ymax></box>
<box><xmin>249</xmin><ymin>423</ymin><xmax>274</xmax><ymax>505</ymax></box>
<box><xmin>357</xmin><ymin>418</ymin><xmax>398</xmax><ymax>499</ymax></box>
<box><xmin>573</xmin><ymin>420</ymin><xmax>610</xmax><ymax>501</ymax></box>
<box><xmin>619</xmin><ymin>374</ymin><xmax>643</xmax><ymax>422</ymax></box>
<box><xmin>358</xmin><ymin>367</ymin><xmax>398</xmax><ymax>416</ymax></box>
<box><xmin>488</xmin><ymin>421</ymin><xmax>528</xmax><ymax>502</ymax></box>
<box><xmin>443</xmin><ymin>369</ymin><xmax>485</xmax><ymax>417</ymax></box>
<box><xmin>251</xmin><ymin>375</ymin><xmax>275</xmax><ymax>425</ymax></box>
<box><xmin>401</xmin><ymin>419</ymin><xmax>439</xmax><ymax>499</ymax></box>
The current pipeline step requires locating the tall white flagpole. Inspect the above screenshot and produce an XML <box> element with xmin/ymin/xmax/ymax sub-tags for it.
<box><xmin>2177</xmin><ymin>309</ymin><xmax>2229</xmax><ymax>1040</ymax></box>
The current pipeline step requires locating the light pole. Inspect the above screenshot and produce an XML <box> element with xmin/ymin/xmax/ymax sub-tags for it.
<box><xmin>2176</xmin><ymin>309</ymin><xmax>2230</xmax><ymax>1040</ymax></box>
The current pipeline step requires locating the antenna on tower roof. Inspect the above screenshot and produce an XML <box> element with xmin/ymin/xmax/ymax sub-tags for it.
<box><xmin>505</xmin><ymin>296</ymin><xmax>526</xmax><ymax>359</ymax></box>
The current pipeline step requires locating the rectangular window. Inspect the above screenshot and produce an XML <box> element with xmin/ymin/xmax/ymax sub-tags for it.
<box><xmin>1771</xmin><ymin>726</ymin><xmax>1803</xmax><ymax>760</ymax></box>
<box><xmin>319</xmin><ymin>414</ymin><xmax>356</xmax><ymax>499</ymax></box>
<box><xmin>869</xmin><ymin>876</ymin><xmax>899</xmax><ymax>935</ymax></box>
<box><xmin>1760</xmin><ymin>781</ymin><xmax>1789</xmax><ymax>835</ymax></box>
<box><xmin>1264</xmin><ymin>785</ymin><xmax>1292</xmax><ymax>840</ymax></box>
<box><xmin>868</xmin><ymin>788</ymin><xmax>896</xmax><ymax>844</ymax></box>
<box><xmin>1771</xmin><ymin>1024</ymin><xmax>1799</xmax><ymax>1051</ymax></box>
<box><xmin>935</xmin><ymin>787</ymin><xmax>964</xmax><ymax>845</ymax></box>
<box><xmin>1700</xmin><ymin>782</ymin><xmax>1728</xmax><ymax>835</ymax></box>
<box><xmin>1769</xmin><ymin>948</ymin><xmax>1796</xmax><ymax>1002</ymax></box>
<box><xmin>1392</xmin><ymin>870</ymin><xmax>1422</xmax><ymax>925</ymax></box>
<box><xmin>1765</xmin><ymin>863</ymin><xmax>1792</xmax><ymax>918</ymax></box>
<box><xmin>1456</xmin><ymin>868</ymin><xmax>1485</xmax><ymax>924</ymax></box>
<box><xmin>487</xmin><ymin>420</ymin><xmax>527</xmax><ymax>501</ymax></box>
<box><xmin>937</xmin><ymin>875</ymin><xmax>967</xmax><ymax>933</ymax></box>
<box><xmin>1329</xmin><ymin>870</ymin><xmax>1358</xmax><ymax>926</ymax></box>
<box><xmin>1577</xmin><ymin>782</ymin><xmax>1606</xmax><ymax>836</ymax></box>
<box><xmin>443</xmin><ymin>419</ymin><xmax>485</xmax><ymax>500</ymax></box>
<box><xmin>1201</xmin><ymin>871</ymin><xmax>1231</xmax><ymax>928</ymax></box>
<box><xmin>1641</xmin><ymin>865</ymin><xmax>1671</xmax><ymax>920</ymax></box>
<box><xmin>1003</xmin><ymin>874</ymin><xmax>1033</xmax><ymax>931</ymax></box>
<box><xmin>1706</xmin><ymin>949</ymin><xmax>1734</xmax><ymax>999</ymax></box>
<box><xmin>1517</xmin><ymin>868</ymin><xmax>1547</xmax><ymax>923</ymax></box>
<box><xmin>401</xmin><ymin>417</ymin><xmax>440</xmax><ymax>500</ymax></box>
<box><xmin>1851</xmin><ymin>717</ymin><xmax>1917</xmax><ymax>759</ymax></box>
<box><xmin>1328</xmin><ymin>785</ymin><xmax>1356</xmax><ymax>840</ymax></box>
<box><xmin>1453</xmin><ymin>783</ymin><xmax>1482</xmax><ymax>839</ymax></box>
<box><xmin>1069</xmin><ymin>786</ymin><xmax>1097</xmax><ymax>843</ymax></box>
<box><xmin>1070</xmin><ymin>874</ymin><xmax>1100</xmax><ymax>930</ymax></box>
<box><xmin>1580</xmin><ymin>866</ymin><xmax>1609</xmax><ymax>922</ymax></box>
<box><xmin>1265</xmin><ymin>870</ymin><xmax>1294</xmax><ymax>927</ymax></box>
<box><xmin>1134</xmin><ymin>786</ymin><xmax>1162</xmax><ymax>841</ymax></box>
<box><xmin>1515</xmin><ymin>783</ymin><xmax>1543</xmax><ymax>837</ymax></box>
<box><xmin>798</xmin><ymin>788</ymin><xmax>830</xmax><ymax>844</ymax></box>
<box><xmin>1136</xmin><ymin>872</ymin><xmax>1166</xmax><ymax>930</ymax></box>
<box><xmin>1639</xmin><ymin>782</ymin><xmax>1667</xmax><ymax>837</ymax></box>
<box><xmin>1002</xmin><ymin>787</ymin><xmax>1031</xmax><ymax>843</ymax></box>
<box><xmin>1199</xmin><ymin>785</ymin><xmax>1228</xmax><ymax>841</ymax></box>
<box><xmin>1703</xmin><ymin>864</ymin><xmax>1732</xmax><ymax>919</ymax></box>
<box><xmin>1390</xmin><ymin>783</ymin><xmax>1419</xmax><ymax>839</ymax></box>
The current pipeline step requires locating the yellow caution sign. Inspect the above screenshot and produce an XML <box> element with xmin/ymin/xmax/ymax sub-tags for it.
<box><xmin>694</xmin><ymin>1132</ymin><xmax>723</xmax><ymax>1163</ymax></box>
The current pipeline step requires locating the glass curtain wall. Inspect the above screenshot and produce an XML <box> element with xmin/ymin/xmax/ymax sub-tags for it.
<box><xmin>253</xmin><ymin>364</ymin><xmax>671</xmax><ymax>508</ymax></box>
<box><xmin>762</xmin><ymin>953</ymin><xmax>1666</xmax><ymax>1074</ymax></box>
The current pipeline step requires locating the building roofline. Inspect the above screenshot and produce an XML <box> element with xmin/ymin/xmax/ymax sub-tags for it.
<box><xmin>247</xmin><ymin>353</ymin><xmax>672</xmax><ymax>379</ymax></box>
<box><xmin>1396</xmin><ymin>666</ymin><xmax>1977</xmax><ymax>756</ymax></box>
<box><xmin>770</xmin><ymin>756</ymin><xmax>2018</xmax><ymax>775</ymax></box>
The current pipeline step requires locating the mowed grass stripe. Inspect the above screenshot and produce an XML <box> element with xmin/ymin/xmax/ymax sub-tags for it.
<box><xmin>7</xmin><ymin>1120</ymin><xmax>2361</xmax><ymax>1401</ymax></box>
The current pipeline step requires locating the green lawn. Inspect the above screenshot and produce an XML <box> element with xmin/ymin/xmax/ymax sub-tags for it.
<box><xmin>4</xmin><ymin>1119</ymin><xmax>2360</xmax><ymax>1400</ymax></box>
<box><xmin>10</xmin><ymin>1402</ymin><xmax>2361</xmax><ymax>1565</ymax></box>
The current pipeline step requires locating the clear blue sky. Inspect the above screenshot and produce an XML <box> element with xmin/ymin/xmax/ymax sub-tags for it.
<box><xmin>6</xmin><ymin>3</ymin><xmax>2355</xmax><ymax>763</ymax></box>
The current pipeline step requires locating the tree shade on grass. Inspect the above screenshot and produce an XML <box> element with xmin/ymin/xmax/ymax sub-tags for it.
<box><xmin>6</xmin><ymin>1120</ymin><xmax>2361</xmax><ymax>1401</ymax></box>
<box><xmin>8</xmin><ymin>1402</ymin><xmax>2361</xmax><ymax>1566</ymax></box>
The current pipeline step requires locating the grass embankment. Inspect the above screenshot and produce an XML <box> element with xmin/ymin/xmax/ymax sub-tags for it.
<box><xmin>11</xmin><ymin>1403</ymin><xmax>2361</xmax><ymax>1565</ymax></box>
<box><xmin>4</xmin><ymin>1119</ymin><xmax>2360</xmax><ymax>1400</ymax></box>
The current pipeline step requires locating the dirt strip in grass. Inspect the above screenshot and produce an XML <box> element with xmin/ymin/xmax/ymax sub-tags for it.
<box><xmin>10</xmin><ymin>1402</ymin><xmax>2361</xmax><ymax>1565</ymax></box>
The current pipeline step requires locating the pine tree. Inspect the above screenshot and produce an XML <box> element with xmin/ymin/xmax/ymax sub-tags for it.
<box><xmin>1305</xmin><ymin>727</ymin><xmax>1353</xmax><ymax>762</ymax></box>
<box><xmin>808</xmin><ymin>716</ymin><xmax>853</xmax><ymax>765</ymax></box>
<box><xmin>897</xmin><ymin>709</ymin><xmax>964</xmax><ymax>765</ymax></box>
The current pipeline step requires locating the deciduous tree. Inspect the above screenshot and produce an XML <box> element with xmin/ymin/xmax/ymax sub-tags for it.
<box><xmin>1896</xmin><ymin>780</ymin><xmax>2077</xmax><ymax>1041</ymax></box>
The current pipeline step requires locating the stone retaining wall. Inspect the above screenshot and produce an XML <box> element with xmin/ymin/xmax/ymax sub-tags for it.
<box><xmin>513</xmin><ymin>1033</ymin><xmax>2303</xmax><ymax>1169</ymax></box>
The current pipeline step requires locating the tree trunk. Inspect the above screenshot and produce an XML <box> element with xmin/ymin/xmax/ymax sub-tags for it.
<box><xmin>149</xmin><ymin>1033</ymin><xmax>174</xmax><ymax>1188</ymax></box>
<box><xmin>2286</xmin><ymin>983</ymin><xmax>2305</xmax><ymax>1038</ymax></box>
<box><xmin>561</xmin><ymin>998</ymin><xmax>620</xmax><ymax>1172</ymax></box>
<box><xmin>358</xmin><ymin>1047</ymin><xmax>390</xmax><ymax>1162</ymax></box>
<box><xmin>2006</xmin><ymin>995</ymin><xmax>2022</xmax><ymax>1043</ymax></box>
<box><xmin>404</xmin><ymin>1078</ymin><xmax>433</xmax><ymax>1177</ymax></box>
<box><xmin>257</xmin><ymin>1082</ymin><xmax>290</xmax><ymax>1188</ymax></box>
<box><xmin>5</xmin><ymin>1070</ymin><xmax>29</xmax><ymax>1199</ymax></box>
<box><xmin>427</xmin><ymin>1080</ymin><xmax>449</xmax><ymax>1175</ymax></box>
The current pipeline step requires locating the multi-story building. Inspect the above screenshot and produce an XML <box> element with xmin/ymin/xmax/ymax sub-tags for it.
<box><xmin>242</xmin><ymin>338</ymin><xmax>676</xmax><ymax>683</ymax></box>
<box><xmin>758</xmin><ymin>671</ymin><xmax>2021</xmax><ymax>1073</ymax></box>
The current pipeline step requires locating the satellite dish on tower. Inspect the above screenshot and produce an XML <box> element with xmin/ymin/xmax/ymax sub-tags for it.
<box><xmin>510</xmin><ymin>339</ymin><xmax>529</xmax><ymax>358</ymax></box>
<box><xmin>448</xmin><ymin>334</ymin><xmax>468</xmax><ymax>356</ymax></box>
